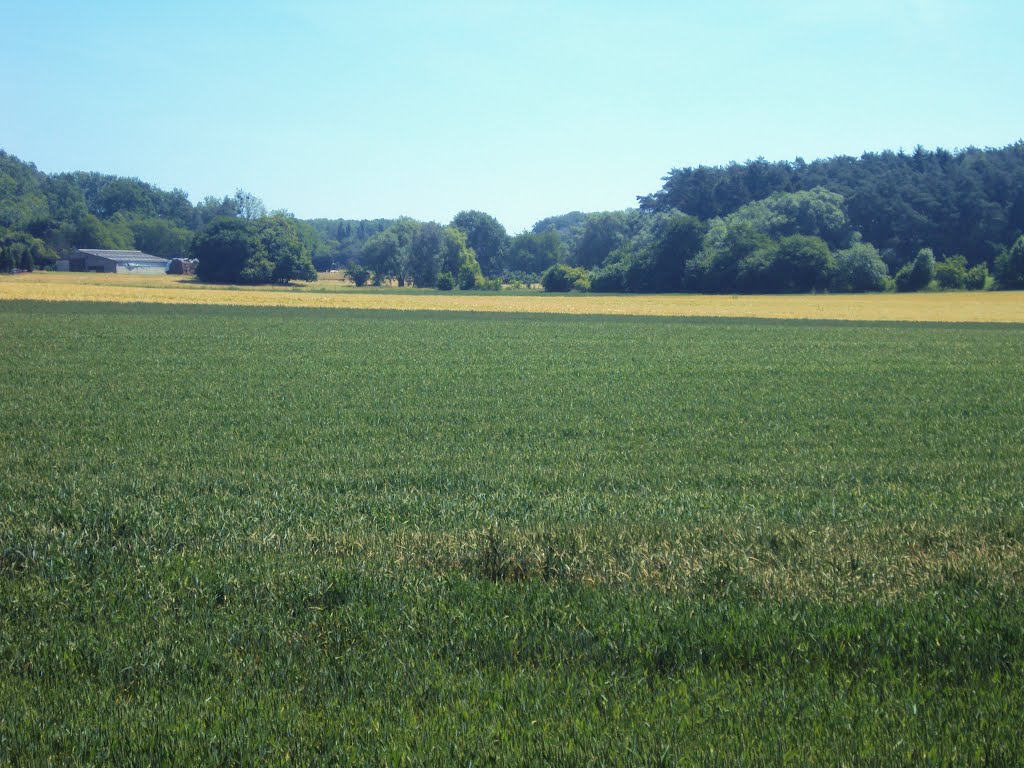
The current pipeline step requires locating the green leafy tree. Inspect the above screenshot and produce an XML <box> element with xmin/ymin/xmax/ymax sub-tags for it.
<box><xmin>895</xmin><ymin>248</ymin><xmax>936</xmax><ymax>292</ymax></box>
<box><xmin>541</xmin><ymin>264</ymin><xmax>590</xmax><ymax>292</ymax></box>
<box><xmin>0</xmin><ymin>238</ymin><xmax>15</xmax><ymax>273</ymax></box>
<box><xmin>193</xmin><ymin>218</ymin><xmax>254</xmax><ymax>283</ymax></box>
<box><xmin>72</xmin><ymin>213</ymin><xmax>135</xmax><ymax>250</ymax></box>
<box><xmin>346</xmin><ymin>261</ymin><xmax>370</xmax><ymax>286</ymax></box>
<box><xmin>688</xmin><ymin>220</ymin><xmax>775</xmax><ymax>293</ymax></box>
<box><xmin>129</xmin><ymin>217</ymin><xmax>193</xmax><ymax>260</ymax></box>
<box><xmin>360</xmin><ymin>230</ymin><xmax>403</xmax><ymax>284</ymax></box>
<box><xmin>436</xmin><ymin>271</ymin><xmax>455</xmax><ymax>290</ymax></box>
<box><xmin>965</xmin><ymin>263</ymin><xmax>989</xmax><ymax>290</ymax></box>
<box><xmin>934</xmin><ymin>254</ymin><xmax>968</xmax><ymax>289</ymax></box>
<box><xmin>0</xmin><ymin>151</ymin><xmax>50</xmax><ymax>230</ymax></box>
<box><xmin>572</xmin><ymin>211</ymin><xmax>637</xmax><ymax>269</ymax></box>
<box><xmin>233</xmin><ymin>189</ymin><xmax>267</xmax><ymax>221</ymax></box>
<box><xmin>451</xmin><ymin>211</ymin><xmax>509</xmax><ymax>277</ymax></box>
<box><xmin>503</xmin><ymin>231</ymin><xmax>565</xmax><ymax>274</ymax></box>
<box><xmin>589</xmin><ymin>261</ymin><xmax>627</xmax><ymax>292</ymax></box>
<box><xmin>191</xmin><ymin>216</ymin><xmax>314</xmax><ymax>285</ymax></box>
<box><xmin>622</xmin><ymin>211</ymin><xmax>706</xmax><ymax>292</ymax></box>
<box><xmin>439</xmin><ymin>226</ymin><xmax>480</xmax><ymax>285</ymax></box>
<box><xmin>830</xmin><ymin>241</ymin><xmax>889</xmax><ymax>292</ymax></box>
<box><xmin>995</xmin><ymin>236</ymin><xmax>1024</xmax><ymax>289</ymax></box>
<box><xmin>258</xmin><ymin>215</ymin><xmax>317</xmax><ymax>283</ymax></box>
<box><xmin>410</xmin><ymin>222</ymin><xmax>445</xmax><ymax>287</ymax></box>
<box><xmin>770</xmin><ymin>235</ymin><xmax>833</xmax><ymax>293</ymax></box>
<box><xmin>458</xmin><ymin>263</ymin><xmax>479</xmax><ymax>290</ymax></box>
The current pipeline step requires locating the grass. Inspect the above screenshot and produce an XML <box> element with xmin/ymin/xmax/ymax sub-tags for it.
<box><xmin>4</xmin><ymin>270</ymin><xmax>1024</xmax><ymax>322</ymax></box>
<box><xmin>1</xmin><ymin>300</ymin><xmax>1023</xmax><ymax>764</ymax></box>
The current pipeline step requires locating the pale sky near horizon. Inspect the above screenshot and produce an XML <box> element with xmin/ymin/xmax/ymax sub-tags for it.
<box><xmin>2</xmin><ymin>0</ymin><xmax>1022</xmax><ymax>232</ymax></box>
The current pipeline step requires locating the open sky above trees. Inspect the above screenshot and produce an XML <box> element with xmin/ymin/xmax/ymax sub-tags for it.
<box><xmin>2</xmin><ymin>0</ymin><xmax>1023</xmax><ymax>233</ymax></box>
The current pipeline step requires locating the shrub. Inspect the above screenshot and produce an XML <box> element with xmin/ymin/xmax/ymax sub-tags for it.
<box><xmin>934</xmin><ymin>255</ymin><xmax>968</xmax><ymax>289</ymax></box>
<box><xmin>965</xmin><ymin>264</ymin><xmax>989</xmax><ymax>290</ymax></box>
<box><xmin>541</xmin><ymin>264</ymin><xmax>590</xmax><ymax>292</ymax></box>
<box><xmin>458</xmin><ymin>264</ymin><xmax>480</xmax><ymax>290</ymax></box>
<box><xmin>479</xmin><ymin>277</ymin><xmax>502</xmax><ymax>291</ymax></box>
<box><xmin>436</xmin><ymin>272</ymin><xmax>455</xmax><ymax>290</ymax></box>
<box><xmin>995</xmin><ymin>236</ymin><xmax>1024</xmax><ymax>289</ymax></box>
<box><xmin>830</xmin><ymin>242</ymin><xmax>889</xmax><ymax>292</ymax></box>
<box><xmin>590</xmin><ymin>262</ymin><xmax>628</xmax><ymax>293</ymax></box>
<box><xmin>346</xmin><ymin>262</ymin><xmax>370</xmax><ymax>287</ymax></box>
<box><xmin>895</xmin><ymin>248</ymin><xmax>936</xmax><ymax>292</ymax></box>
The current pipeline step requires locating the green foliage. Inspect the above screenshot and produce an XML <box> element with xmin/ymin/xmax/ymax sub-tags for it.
<box><xmin>2</xmin><ymin>303</ymin><xmax>1024</xmax><ymax>763</ymax></box>
<box><xmin>410</xmin><ymin>222</ymin><xmax>443</xmax><ymax>287</ymax></box>
<box><xmin>541</xmin><ymin>263</ymin><xmax>590</xmax><ymax>292</ymax></box>
<box><xmin>128</xmin><ymin>217</ymin><xmax>193</xmax><ymax>260</ymax></box>
<box><xmin>965</xmin><ymin>263</ymin><xmax>989</xmax><ymax>290</ymax></box>
<box><xmin>436</xmin><ymin>271</ymin><xmax>455</xmax><ymax>290</ymax></box>
<box><xmin>895</xmin><ymin>248</ymin><xmax>937</xmax><ymax>292</ymax></box>
<box><xmin>589</xmin><ymin>261</ymin><xmax>628</xmax><ymax>292</ymax></box>
<box><xmin>259</xmin><ymin>216</ymin><xmax>317</xmax><ymax>284</ymax></box>
<box><xmin>478</xmin><ymin>277</ymin><xmax>502</xmax><ymax>291</ymax></box>
<box><xmin>0</xmin><ymin>229</ymin><xmax>57</xmax><ymax>272</ymax></box>
<box><xmin>457</xmin><ymin>263</ymin><xmax>480</xmax><ymax>290</ymax></box>
<box><xmin>346</xmin><ymin>261</ymin><xmax>370</xmax><ymax>287</ymax></box>
<box><xmin>689</xmin><ymin>220</ymin><xmax>775</xmax><ymax>293</ymax></box>
<box><xmin>531</xmin><ymin>211</ymin><xmax>587</xmax><ymax>254</ymax></box>
<box><xmin>830</xmin><ymin>241</ymin><xmax>889</xmax><ymax>292</ymax></box>
<box><xmin>192</xmin><ymin>218</ymin><xmax>253</xmax><ymax>283</ymax></box>
<box><xmin>571</xmin><ymin>211</ymin><xmax>638</xmax><ymax>269</ymax></box>
<box><xmin>640</xmin><ymin>141</ymin><xmax>1024</xmax><ymax>266</ymax></box>
<box><xmin>360</xmin><ymin>229</ymin><xmax>403</xmax><ymax>284</ymax></box>
<box><xmin>770</xmin><ymin>235</ymin><xmax>834</xmax><ymax>293</ymax></box>
<box><xmin>504</xmin><ymin>231</ymin><xmax>565</xmax><ymax>275</ymax></box>
<box><xmin>0</xmin><ymin>150</ymin><xmax>50</xmax><ymax>230</ymax></box>
<box><xmin>995</xmin><ymin>236</ymin><xmax>1024</xmax><ymax>289</ymax></box>
<box><xmin>451</xmin><ymin>210</ymin><xmax>509</xmax><ymax>277</ymax></box>
<box><xmin>192</xmin><ymin>216</ymin><xmax>316</xmax><ymax>285</ymax></box>
<box><xmin>724</xmin><ymin>187</ymin><xmax>853</xmax><ymax>250</ymax></box>
<box><xmin>935</xmin><ymin>254</ymin><xmax>968</xmax><ymax>289</ymax></box>
<box><xmin>622</xmin><ymin>211</ymin><xmax>707</xmax><ymax>292</ymax></box>
<box><xmin>684</xmin><ymin>193</ymin><xmax>844</xmax><ymax>294</ymax></box>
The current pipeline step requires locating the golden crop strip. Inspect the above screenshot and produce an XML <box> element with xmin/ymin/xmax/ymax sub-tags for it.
<box><xmin>2</xmin><ymin>272</ymin><xmax>1023</xmax><ymax>323</ymax></box>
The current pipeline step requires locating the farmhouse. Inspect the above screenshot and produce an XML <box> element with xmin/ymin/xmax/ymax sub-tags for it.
<box><xmin>57</xmin><ymin>249</ymin><xmax>170</xmax><ymax>275</ymax></box>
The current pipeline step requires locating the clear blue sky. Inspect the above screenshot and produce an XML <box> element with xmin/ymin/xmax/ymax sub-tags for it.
<box><xmin>2</xmin><ymin>0</ymin><xmax>1021</xmax><ymax>233</ymax></box>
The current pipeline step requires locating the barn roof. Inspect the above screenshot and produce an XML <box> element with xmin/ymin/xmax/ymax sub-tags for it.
<box><xmin>74</xmin><ymin>249</ymin><xmax>169</xmax><ymax>264</ymax></box>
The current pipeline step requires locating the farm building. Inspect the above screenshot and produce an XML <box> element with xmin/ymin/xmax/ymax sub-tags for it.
<box><xmin>57</xmin><ymin>249</ymin><xmax>170</xmax><ymax>275</ymax></box>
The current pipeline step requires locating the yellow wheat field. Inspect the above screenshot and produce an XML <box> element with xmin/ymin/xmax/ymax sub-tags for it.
<box><xmin>2</xmin><ymin>271</ymin><xmax>1023</xmax><ymax>323</ymax></box>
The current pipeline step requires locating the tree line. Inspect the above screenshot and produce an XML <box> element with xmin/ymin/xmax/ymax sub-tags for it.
<box><xmin>2</xmin><ymin>142</ymin><xmax>1024</xmax><ymax>290</ymax></box>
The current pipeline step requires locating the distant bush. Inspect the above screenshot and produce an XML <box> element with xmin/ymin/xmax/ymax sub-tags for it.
<box><xmin>995</xmin><ymin>236</ymin><xmax>1024</xmax><ymax>289</ymax></box>
<box><xmin>346</xmin><ymin>262</ymin><xmax>369</xmax><ymax>287</ymax></box>
<box><xmin>541</xmin><ymin>264</ymin><xmax>590</xmax><ymax>292</ymax></box>
<box><xmin>895</xmin><ymin>248</ymin><xmax>935</xmax><ymax>292</ymax></box>
<box><xmin>502</xmin><ymin>271</ymin><xmax>541</xmax><ymax>287</ymax></box>
<box><xmin>830</xmin><ymin>241</ymin><xmax>889</xmax><ymax>292</ymax></box>
<box><xmin>935</xmin><ymin>254</ymin><xmax>968</xmax><ymax>289</ymax></box>
<box><xmin>436</xmin><ymin>272</ymin><xmax>455</xmax><ymax>290</ymax></box>
<box><xmin>0</xmin><ymin>229</ymin><xmax>56</xmax><ymax>273</ymax></box>
<box><xmin>965</xmin><ymin>264</ymin><xmax>989</xmax><ymax>290</ymax></box>
<box><xmin>478</xmin><ymin>277</ymin><xmax>502</xmax><ymax>291</ymax></box>
<box><xmin>458</xmin><ymin>264</ymin><xmax>480</xmax><ymax>290</ymax></box>
<box><xmin>590</xmin><ymin>261</ymin><xmax>628</xmax><ymax>292</ymax></box>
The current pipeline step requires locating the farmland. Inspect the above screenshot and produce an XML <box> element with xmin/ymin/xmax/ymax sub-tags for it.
<box><xmin>3</xmin><ymin>270</ymin><xmax>1024</xmax><ymax>323</ymax></box>
<box><xmin>2</xmin><ymin>299</ymin><xmax>1024</xmax><ymax>764</ymax></box>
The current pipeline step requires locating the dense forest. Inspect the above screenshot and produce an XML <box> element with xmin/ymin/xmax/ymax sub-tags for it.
<box><xmin>2</xmin><ymin>142</ymin><xmax>1024</xmax><ymax>291</ymax></box>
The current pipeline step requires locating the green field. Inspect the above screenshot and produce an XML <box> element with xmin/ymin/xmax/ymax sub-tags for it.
<box><xmin>2</xmin><ymin>300</ymin><xmax>1023</xmax><ymax>765</ymax></box>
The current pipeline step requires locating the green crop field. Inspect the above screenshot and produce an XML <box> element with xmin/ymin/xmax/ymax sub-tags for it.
<box><xmin>2</xmin><ymin>300</ymin><xmax>1023</xmax><ymax>765</ymax></box>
